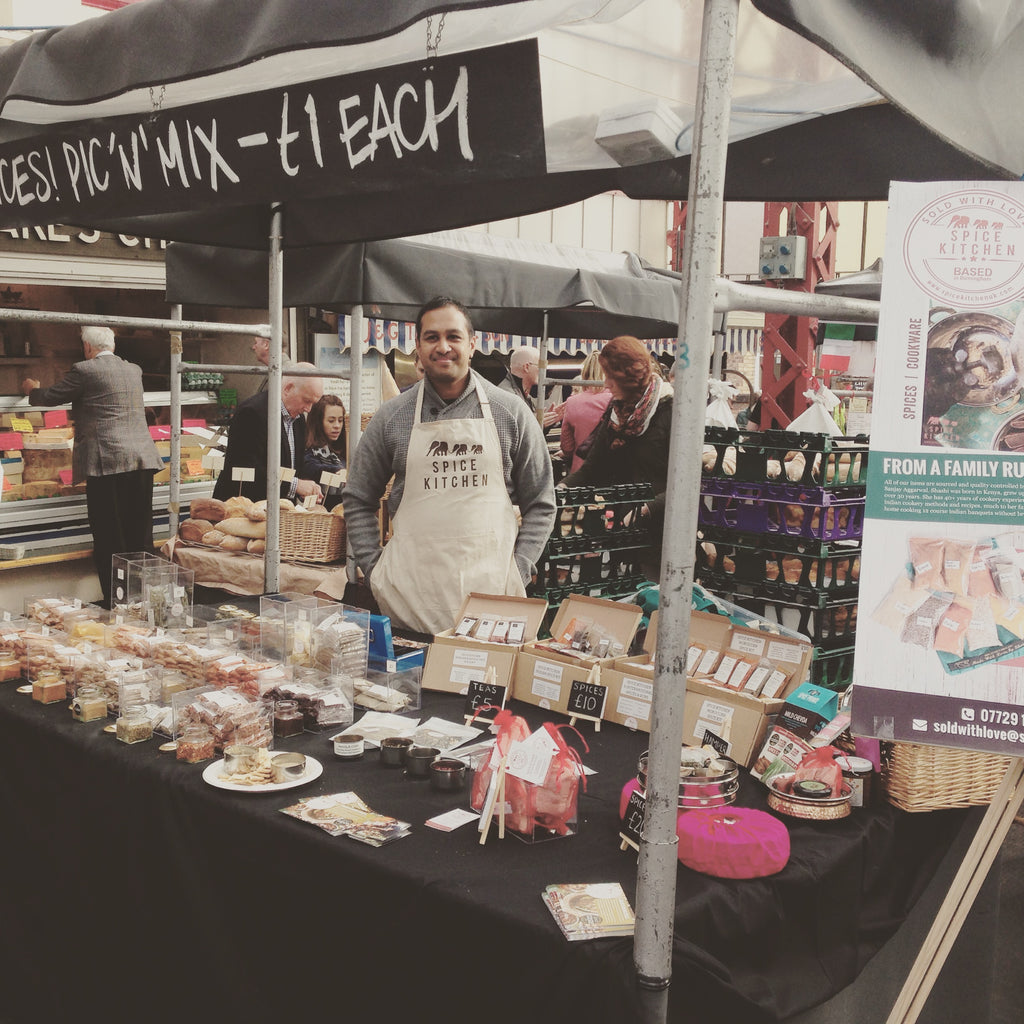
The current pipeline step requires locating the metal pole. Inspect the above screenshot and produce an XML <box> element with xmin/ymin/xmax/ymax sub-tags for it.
<box><xmin>346</xmin><ymin>305</ymin><xmax>364</xmax><ymax>584</ymax></box>
<box><xmin>0</xmin><ymin>306</ymin><xmax>270</xmax><ymax>336</ymax></box>
<box><xmin>536</xmin><ymin>311</ymin><xmax>550</xmax><ymax>427</ymax></box>
<box><xmin>264</xmin><ymin>204</ymin><xmax>284</xmax><ymax>595</ymax></box>
<box><xmin>169</xmin><ymin>304</ymin><xmax>183</xmax><ymax>538</ymax></box>
<box><xmin>634</xmin><ymin>1</ymin><xmax>739</xmax><ymax>1016</ymax></box>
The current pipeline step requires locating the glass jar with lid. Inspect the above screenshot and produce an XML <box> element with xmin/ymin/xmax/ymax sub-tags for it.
<box><xmin>176</xmin><ymin>723</ymin><xmax>216</xmax><ymax>763</ymax></box>
<box><xmin>273</xmin><ymin>699</ymin><xmax>304</xmax><ymax>739</ymax></box>
<box><xmin>71</xmin><ymin>684</ymin><xmax>107</xmax><ymax>723</ymax></box>
<box><xmin>116</xmin><ymin>705</ymin><xmax>154</xmax><ymax>744</ymax></box>
<box><xmin>32</xmin><ymin>670</ymin><xmax>66</xmax><ymax>704</ymax></box>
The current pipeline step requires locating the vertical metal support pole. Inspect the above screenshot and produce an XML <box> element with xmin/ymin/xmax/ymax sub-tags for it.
<box><xmin>634</xmin><ymin>1</ymin><xmax>738</xmax><ymax>1018</ymax></box>
<box><xmin>264</xmin><ymin>204</ymin><xmax>284</xmax><ymax>595</ymax></box>
<box><xmin>536</xmin><ymin>310</ymin><xmax>550</xmax><ymax>427</ymax></box>
<box><xmin>169</xmin><ymin>304</ymin><xmax>183</xmax><ymax>538</ymax></box>
<box><xmin>346</xmin><ymin>305</ymin><xmax>364</xmax><ymax>584</ymax></box>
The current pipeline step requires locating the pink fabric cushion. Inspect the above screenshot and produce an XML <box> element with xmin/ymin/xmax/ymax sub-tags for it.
<box><xmin>676</xmin><ymin>807</ymin><xmax>790</xmax><ymax>879</ymax></box>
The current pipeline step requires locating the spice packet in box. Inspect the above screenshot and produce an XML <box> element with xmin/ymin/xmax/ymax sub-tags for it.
<box><xmin>423</xmin><ymin>592</ymin><xmax>548</xmax><ymax>695</ymax></box>
<box><xmin>514</xmin><ymin>595</ymin><xmax>641</xmax><ymax>717</ymax></box>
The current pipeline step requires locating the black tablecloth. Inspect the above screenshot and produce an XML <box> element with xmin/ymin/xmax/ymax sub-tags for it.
<box><xmin>0</xmin><ymin>683</ymin><xmax>974</xmax><ymax>1024</ymax></box>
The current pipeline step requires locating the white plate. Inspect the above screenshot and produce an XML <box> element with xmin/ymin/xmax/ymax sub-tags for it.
<box><xmin>202</xmin><ymin>753</ymin><xmax>323</xmax><ymax>793</ymax></box>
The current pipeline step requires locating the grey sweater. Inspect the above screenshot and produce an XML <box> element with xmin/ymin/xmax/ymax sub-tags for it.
<box><xmin>343</xmin><ymin>371</ymin><xmax>556</xmax><ymax>584</ymax></box>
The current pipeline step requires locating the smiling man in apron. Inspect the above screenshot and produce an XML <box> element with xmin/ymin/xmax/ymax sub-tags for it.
<box><xmin>342</xmin><ymin>297</ymin><xmax>556</xmax><ymax>636</ymax></box>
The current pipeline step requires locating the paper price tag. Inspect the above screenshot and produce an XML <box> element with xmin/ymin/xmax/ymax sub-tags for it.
<box><xmin>185</xmin><ymin>459</ymin><xmax>204</xmax><ymax>476</ymax></box>
<box><xmin>320</xmin><ymin>469</ymin><xmax>345</xmax><ymax>488</ymax></box>
<box><xmin>43</xmin><ymin>410</ymin><xmax>68</xmax><ymax>427</ymax></box>
<box><xmin>302</xmin><ymin>494</ymin><xmax>318</xmax><ymax>509</ymax></box>
<box><xmin>505</xmin><ymin>728</ymin><xmax>558</xmax><ymax>786</ymax></box>
<box><xmin>232</xmin><ymin>466</ymin><xmax>255</xmax><ymax>482</ymax></box>
<box><xmin>10</xmin><ymin>417</ymin><xmax>33</xmax><ymax>433</ymax></box>
<box><xmin>279</xmin><ymin>466</ymin><xmax>295</xmax><ymax>483</ymax></box>
<box><xmin>58</xmin><ymin>470</ymin><xmax>72</xmax><ymax>485</ymax></box>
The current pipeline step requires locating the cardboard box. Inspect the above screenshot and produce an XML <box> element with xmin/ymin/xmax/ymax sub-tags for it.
<box><xmin>513</xmin><ymin>594</ymin><xmax>642</xmax><ymax>715</ymax></box>
<box><xmin>602</xmin><ymin>608</ymin><xmax>812</xmax><ymax>766</ymax></box>
<box><xmin>422</xmin><ymin>593</ymin><xmax>548</xmax><ymax>695</ymax></box>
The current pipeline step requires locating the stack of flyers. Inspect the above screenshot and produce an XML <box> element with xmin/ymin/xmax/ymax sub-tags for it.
<box><xmin>281</xmin><ymin>792</ymin><xmax>411</xmax><ymax>846</ymax></box>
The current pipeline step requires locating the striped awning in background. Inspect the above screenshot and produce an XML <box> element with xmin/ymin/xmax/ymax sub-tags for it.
<box><xmin>336</xmin><ymin>316</ymin><xmax>761</xmax><ymax>358</ymax></box>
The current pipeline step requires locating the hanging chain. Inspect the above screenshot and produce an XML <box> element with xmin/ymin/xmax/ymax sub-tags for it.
<box><xmin>148</xmin><ymin>85</ymin><xmax>166</xmax><ymax>122</ymax></box>
<box><xmin>425</xmin><ymin>12</ymin><xmax>446</xmax><ymax>60</ymax></box>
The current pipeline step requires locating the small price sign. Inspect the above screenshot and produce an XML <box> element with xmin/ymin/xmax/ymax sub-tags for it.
<box><xmin>701</xmin><ymin>729</ymin><xmax>730</xmax><ymax>758</ymax></box>
<box><xmin>619</xmin><ymin>788</ymin><xmax>646</xmax><ymax>853</ymax></box>
<box><xmin>320</xmin><ymin>469</ymin><xmax>345</xmax><ymax>488</ymax></box>
<box><xmin>279</xmin><ymin>466</ymin><xmax>295</xmax><ymax>483</ymax></box>
<box><xmin>232</xmin><ymin>466</ymin><xmax>255</xmax><ymax>482</ymax></box>
<box><xmin>567</xmin><ymin>677</ymin><xmax>607</xmax><ymax>719</ymax></box>
<box><xmin>185</xmin><ymin>459</ymin><xmax>204</xmax><ymax>476</ymax></box>
<box><xmin>43</xmin><ymin>410</ymin><xmax>68</xmax><ymax>427</ymax></box>
<box><xmin>464</xmin><ymin>678</ymin><xmax>507</xmax><ymax>721</ymax></box>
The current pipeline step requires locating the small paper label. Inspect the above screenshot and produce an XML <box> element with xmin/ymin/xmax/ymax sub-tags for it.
<box><xmin>9</xmin><ymin>417</ymin><xmax>33</xmax><ymax>433</ymax></box>
<box><xmin>621</xmin><ymin>676</ymin><xmax>653</xmax><ymax>702</ymax></box>
<box><xmin>531</xmin><ymin>676</ymin><xmax>562</xmax><ymax>702</ymax></box>
<box><xmin>232</xmin><ymin>466</ymin><xmax>256</xmax><ymax>482</ymax></box>
<box><xmin>185</xmin><ymin>459</ymin><xmax>204</xmax><ymax>476</ymax></box>
<box><xmin>505</xmin><ymin>728</ymin><xmax>559</xmax><ymax>786</ymax></box>
<box><xmin>449</xmin><ymin>665</ymin><xmax>486</xmax><ymax>686</ymax></box>
<box><xmin>616</xmin><ymin>695</ymin><xmax>651</xmax><ymax>721</ymax></box>
<box><xmin>731</xmin><ymin>633</ymin><xmax>766</xmax><ymax>656</ymax></box>
<box><xmin>453</xmin><ymin>647</ymin><xmax>489</xmax><ymax>669</ymax></box>
<box><xmin>532</xmin><ymin>659</ymin><xmax>563</xmax><ymax>684</ymax></box>
<box><xmin>280</xmin><ymin>466</ymin><xmax>295</xmax><ymax>483</ymax></box>
<box><xmin>766</xmin><ymin>639</ymin><xmax>803</xmax><ymax>665</ymax></box>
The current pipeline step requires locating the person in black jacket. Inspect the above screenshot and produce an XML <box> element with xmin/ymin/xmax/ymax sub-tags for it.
<box><xmin>213</xmin><ymin>364</ymin><xmax>324</xmax><ymax>504</ymax></box>
<box><xmin>560</xmin><ymin>335</ymin><xmax>673</xmax><ymax>576</ymax></box>
<box><xmin>300</xmin><ymin>394</ymin><xmax>347</xmax><ymax>510</ymax></box>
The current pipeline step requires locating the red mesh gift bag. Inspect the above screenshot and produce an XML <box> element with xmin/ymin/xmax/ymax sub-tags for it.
<box><xmin>470</xmin><ymin>707</ymin><xmax>530</xmax><ymax>815</ymax></box>
<box><xmin>514</xmin><ymin>724</ymin><xmax>588</xmax><ymax>839</ymax></box>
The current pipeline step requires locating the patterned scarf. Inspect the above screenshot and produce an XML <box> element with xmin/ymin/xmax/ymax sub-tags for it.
<box><xmin>608</xmin><ymin>376</ymin><xmax>663</xmax><ymax>449</ymax></box>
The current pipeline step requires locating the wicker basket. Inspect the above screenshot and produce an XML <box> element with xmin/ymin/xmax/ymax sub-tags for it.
<box><xmin>278</xmin><ymin>509</ymin><xmax>346</xmax><ymax>563</ymax></box>
<box><xmin>881</xmin><ymin>742</ymin><xmax>1014</xmax><ymax>812</ymax></box>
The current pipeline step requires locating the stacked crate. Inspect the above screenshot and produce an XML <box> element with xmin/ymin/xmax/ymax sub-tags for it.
<box><xmin>696</xmin><ymin>427</ymin><xmax>869</xmax><ymax>691</ymax></box>
<box><xmin>528</xmin><ymin>482</ymin><xmax>654</xmax><ymax>636</ymax></box>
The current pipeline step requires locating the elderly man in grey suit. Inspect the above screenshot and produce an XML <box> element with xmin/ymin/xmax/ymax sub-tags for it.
<box><xmin>22</xmin><ymin>326</ymin><xmax>163</xmax><ymax>607</ymax></box>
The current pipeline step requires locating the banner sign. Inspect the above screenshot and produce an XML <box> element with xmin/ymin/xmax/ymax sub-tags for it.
<box><xmin>0</xmin><ymin>40</ymin><xmax>544</xmax><ymax>228</ymax></box>
<box><xmin>853</xmin><ymin>181</ymin><xmax>1024</xmax><ymax>756</ymax></box>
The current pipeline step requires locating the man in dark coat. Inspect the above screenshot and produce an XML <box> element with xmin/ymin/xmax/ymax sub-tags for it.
<box><xmin>22</xmin><ymin>325</ymin><xmax>164</xmax><ymax>607</ymax></box>
<box><xmin>213</xmin><ymin>363</ymin><xmax>324</xmax><ymax>504</ymax></box>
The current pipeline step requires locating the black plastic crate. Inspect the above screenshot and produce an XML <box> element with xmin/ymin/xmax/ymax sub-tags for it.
<box><xmin>708</xmin><ymin>587</ymin><xmax>859</xmax><ymax>649</ymax></box>
<box><xmin>702</xmin><ymin>427</ymin><xmax>869</xmax><ymax>489</ymax></box>
<box><xmin>696</xmin><ymin>531</ymin><xmax>861</xmax><ymax>597</ymax></box>
<box><xmin>809</xmin><ymin>646</ymin><xmax>856</xmax><ymax>692</ymax></box>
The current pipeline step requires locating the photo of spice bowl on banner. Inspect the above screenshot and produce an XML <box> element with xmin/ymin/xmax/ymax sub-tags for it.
<box><xmin>854</xmin><ymin>179</ymin><xmax>1024</xmax><ymax>756</ymax></box>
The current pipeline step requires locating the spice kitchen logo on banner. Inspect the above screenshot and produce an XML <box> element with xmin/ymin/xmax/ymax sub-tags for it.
<box><xmin>853</xmin><ymin>181</ymin><xmax>1024</xmax><ymax>757</ymax></box>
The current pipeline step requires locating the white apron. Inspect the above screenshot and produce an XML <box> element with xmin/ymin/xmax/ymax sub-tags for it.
<box><xmin>370</xmin><ymin>377</ymin><xmax>526</xmax><ymax>635</ymax></box>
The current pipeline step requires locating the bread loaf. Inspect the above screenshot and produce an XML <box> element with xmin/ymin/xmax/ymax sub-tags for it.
<box><xmin>218</xmin><ymin>535</ymin><xmax>249</xmax><ymax>551</ymax></box>
<box><xmin>217</xmin><ymin>517</ymin><xmax>267</xmax><ymax>540</ymax></box>
<box><xmin>190</xmin><ymin>497</ymin><xmax>227</xmax><ymax>523</ymax></box>
<box><xmin>201</xmin><ymin>529</ymin><xmax>226</xmax><ymax>546</ymax></box>
<box><xmin>223</xmin><ymin>495</ymin><xmax>256</xmax><ymax>519</ymax></box>
<box><xmin>247</xmin><ymin>538</ymin><xmax>266</xmax><ymax>555</ymax></box>
<box><xmin>179</xmin><ymin>518</ymin><xmax>215</xmax><ymax>543</ymax></box>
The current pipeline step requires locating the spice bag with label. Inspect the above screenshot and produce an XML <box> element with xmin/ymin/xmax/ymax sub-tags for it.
<box><xmin>523</xmin><ymin>723</ymin><xmax>588</xmax><ymax>837</ymax></box>
<box><xmin>470</xmin><ymin>707</ymin><xmax>531</xmax><ymax>813</ymax></box>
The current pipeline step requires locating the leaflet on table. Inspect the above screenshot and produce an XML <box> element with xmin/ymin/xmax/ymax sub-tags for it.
<box><xmin>281</xmin><ymin>792</ymin><xmax>410</xmax><ymax>845</ymax></box>
<box><xmin>332</xmin><ymin>711</ymin><xmax>418</xmax><ymax>747</ymax></box>
<box><xmin>852</xmin><ymin>179</ymin><xmax>1024</xmax><ymax>757</ymax></box>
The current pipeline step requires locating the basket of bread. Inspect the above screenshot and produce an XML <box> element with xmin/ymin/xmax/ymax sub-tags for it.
<box><xmin>179</xmin><ymin>496</ymin><xmax>346</xmax><ymax>564</ymax></box>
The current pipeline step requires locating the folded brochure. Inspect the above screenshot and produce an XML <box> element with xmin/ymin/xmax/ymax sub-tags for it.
<box><xmin>542</xmin><ymin>882</ymin><xmax>635</xmax><ymax>941</ymax></box>
<box><xmin>281</xmin><ymin>792</ymin><xmax>410</xmax><ymax>846</ymax></box>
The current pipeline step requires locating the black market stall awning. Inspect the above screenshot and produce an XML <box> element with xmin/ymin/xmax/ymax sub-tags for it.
<box><xmin>165</xmin><ymin>230</ymin><xmax>682</xmax><ymax>341</ymax></box>
<box><xmin>0</xmin><ymin>0</ymin><xmax>1016</xmax><ymax>249</ymax></box>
